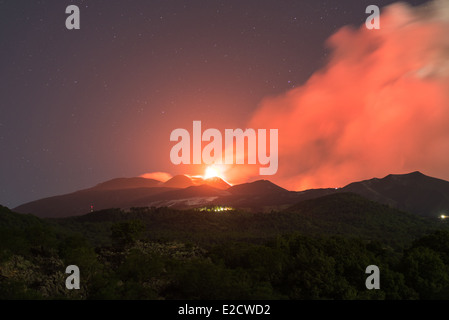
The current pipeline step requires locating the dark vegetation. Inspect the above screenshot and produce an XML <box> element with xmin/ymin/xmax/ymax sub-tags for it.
<box><xmin>1</xmin><ymin>193</ymin><xmax>449</xmax><ymax>300</ymax></box>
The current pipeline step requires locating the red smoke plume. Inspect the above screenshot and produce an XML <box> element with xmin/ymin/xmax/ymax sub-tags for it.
<box><xmin>140</xmin><ymin>172</ymin><xmax>172</xmax><ymax>182</ymax></box>
<box><xmin>246</xmin><ymin>0</ymin><xmax>449</xmax><ymax>190</ymax></box>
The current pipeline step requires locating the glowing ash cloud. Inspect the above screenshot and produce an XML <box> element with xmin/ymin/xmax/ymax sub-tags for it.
<box><xmin>247</xmin><ymin>0</ymin><xmax>449</xmax><ymax>190</ymax></box>
<box><xmin>140</xmin><ymin>172</ymin><xmax>173</xmax><ymax>182</ymax></box>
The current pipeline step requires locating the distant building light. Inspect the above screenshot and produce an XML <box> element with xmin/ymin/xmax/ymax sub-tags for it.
<box><xmin>440</xmin><ymin>214</ymin><xmax>447</xmax><ymax>219</ymax></box>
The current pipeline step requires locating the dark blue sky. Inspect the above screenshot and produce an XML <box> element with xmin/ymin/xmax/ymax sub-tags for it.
<box><xmin>0</xmin><ymin>0</ymin><xmax>429</xmax><ymax>207</ymax></box>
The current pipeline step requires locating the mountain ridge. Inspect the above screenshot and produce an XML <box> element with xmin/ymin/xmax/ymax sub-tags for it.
<box><xmin>12</xmin><ymin>171</ymin><xmax>449</xmax><ymax>219</ymax></box>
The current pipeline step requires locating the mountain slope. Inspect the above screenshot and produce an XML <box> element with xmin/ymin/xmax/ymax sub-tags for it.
<box><xmin>217</xmin><ymin>180</ymin><xmax>296</xmax><ymax>209</ymax></box>
<box><xmin>0</xmin><ymin>205</ymin><xmax>59</xmax><ymax>256</ymax></box>
<box><xmin>227</xmin><ymin>180</ymin><xmax>288</xmax><ymax>195</ymax></box>
<box><xmin>13</xmin><ymin>187</ymin><xmax>175</xmax><ymax>218</ymax></box>
<box><xmin>91</xmin><ymin>177</ymin><xmax>161</xmax><ymax>190</ymax></box>
<box><xmin>130</xmin><ymin>185</ymin><xmax>230</xmax><ymax>208</ymax></box>
<box><xmin>13</xmin><ymin>171</ymin><xmax>449</xmax><ymax>219</ymax></box>
<box><xmin>55</xmin><ymin>193</ymin><xmax>446</xmax><ymax>248</ymax></box>
<box><xmin>162</xmin><ymin>175</ymin><xmax>195</xmax><ymax>189</ymax></box>
<box><xmin>282</xmin><ymin>192</ymin><xmax>441</xmax><ymax>245</ymax></box>
<box><xmin>202</xmin><ymin>177</ymin><xmax>231</xmax><ymax>190</ymax></box>
<box><xmin>340</xmin><ymin>171</ymin><xmax>449</xmax><ymax>218</ymax></box>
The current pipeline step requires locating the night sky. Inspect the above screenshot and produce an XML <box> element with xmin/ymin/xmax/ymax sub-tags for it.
<box><xmin>0</xmin><ymin>0</ymin><xmax>433</xmax><ymax>207</ymax></box>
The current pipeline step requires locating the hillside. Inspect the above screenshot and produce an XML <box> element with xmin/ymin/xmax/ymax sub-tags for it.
<box><xmin>341</xmin><ymin>171</ymin><xmax>449</xmax><ymax>218</ymax></box>
<box><xmin>2</xmin><ymin>194</ymin><xmax>449</xmax><ymax>300</ymax></box>
<box><xmin>13</xmin><ymin>171</ymin><xmax>449</xmax><ymax>219</ymax></box>
<box><xmin>55</xmin><ymin>193</ymin><xmax>446</xmax><ymax>248</ymax></box>
<box><xmin>91</xmin><ymin>177</ymin><xmax>161</xmax><ymax>190</ymax></box>
<box><xmin>13</xmin><ymin>187</ymin><xmax>176</xmax><ymax>218</ymax></box>
<box><xmin>0</xmin><ymin>205</ymin><xmax>60</xmax><ymax>259</ymax></box>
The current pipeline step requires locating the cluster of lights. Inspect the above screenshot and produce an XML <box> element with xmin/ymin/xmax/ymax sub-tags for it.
<box><xmin>198</xmin><ymin>206</ymin><xmax>234</xmax><ymax>213</ymax></box>
<box><xmin>213</xmin><ymin>207</ymin><xmax>233</xmax><ymax>212</ymax></box>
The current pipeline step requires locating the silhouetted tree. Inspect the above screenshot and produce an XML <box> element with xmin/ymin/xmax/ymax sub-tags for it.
<box><xmin>111</xmin><ymin>220</ymin><xmax>145</xmax><ymax>248</ymax></box>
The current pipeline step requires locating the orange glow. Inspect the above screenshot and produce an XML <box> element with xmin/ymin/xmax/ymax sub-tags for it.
<box><xmin>244</xmin><ymin>1</ymin><xmax>449</xmax><ymax>191</ymax></box>
<box><xmin>140</xmin><ymin>172</ymin><xmax>172</xmax><ymax>182</ymax></box>
<box><xmin>204</xmin><ymin>166</ymin><xmax>220</xmax><ymax>179</ymax></box>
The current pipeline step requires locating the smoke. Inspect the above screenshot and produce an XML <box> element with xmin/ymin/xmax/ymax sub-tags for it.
<box><xmin>244</xmin><ymin>0</ymin><xmax>449</xmax><ymax>190</ymax></box>
<box><xmin>140</xmin><ymin>172</ymin><xmax>172</xmax><ymax>182</ymax></box>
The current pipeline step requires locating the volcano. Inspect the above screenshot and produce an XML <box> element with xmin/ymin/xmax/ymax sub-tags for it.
<box><xmin>12</xmin><ymin>171</ymin><xmax>449</xmax><ymax>219</ymax></box>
